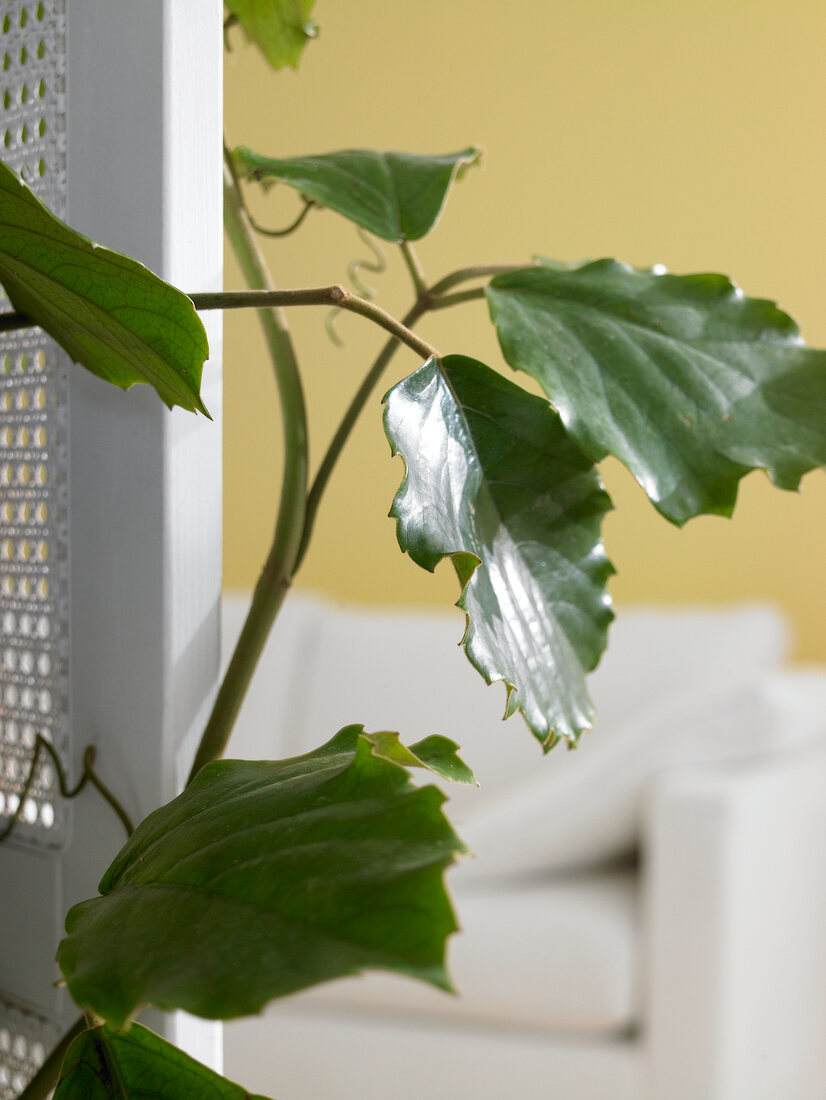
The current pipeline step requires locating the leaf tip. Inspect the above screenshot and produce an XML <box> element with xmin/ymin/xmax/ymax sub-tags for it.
<box><xmin>426</xmin><ymin>962</ymin><xmax>459</xmax><ymax>996</ymax></box>
<box><xmin>502</xmin><ymin>681</ymin><xmax>519</xmax><ymax>721</ymax></box>
<box><xmin>541</xmin><ymin>730</ymin><xmax>562</xmax><ymax>754</ymax></box>
<box><xmin>456</xmin><ymin>145</ymin><xmax>484</xmax><ymax>179</ymax></box>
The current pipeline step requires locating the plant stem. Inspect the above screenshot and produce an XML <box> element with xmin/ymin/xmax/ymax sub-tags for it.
<box><xmin>426</xmin><ymin>286</ymin><xmax>487</xmax><ymax>310</ymax></box>
<box><xmin>399</xmin><ymin>242</ymin><xmax>427</xmax><ymax>297</ymax></box>
<box><xmin>18</xmin><ymin>1015</ymin><xmax>86</xmax><ymax>1100</ymax></box>
<box><xmin>0</xmin><ymin>261</ymin><xmax>534</xmax><ymax>338</ymax></box>
<box><xmin>330</xmin><ymin>292</ymin><xmax>434</xmax><ymax>358</ymax></box>
<box><xmin>187</xmin><ymin>161</ymin><xmax>310</xmax><ymax>784</ymax></box>
<box><xmin>0</xmin><ymin>289</ymin><xmax>438</xmax><ymax>363</ymax></box>
<box><xmin>294</xmin><ymin>299</ymin><xmax>427</xmax><ymax>570</ymax></box>
<box><xmin>191</xmin><ymin>288</ymin><xmax>437</xmax><ymax>360</ymax></box>
<box><xmin>427</xmin><ymin>261</ymin><xmax>533</xmax><ymax>297</ymax></box>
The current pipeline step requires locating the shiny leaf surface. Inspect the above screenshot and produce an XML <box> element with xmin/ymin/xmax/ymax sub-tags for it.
<box><xmin>226</xmin><ymin>0</ymin><xmax>318</xmax><ymax>71</ymax></box>
<box><xmin>57</xmin><ymin>727</ymin><xmax>466</xmax><ymax>1028</ymax></box>
<box><xmin>54</xmin><ymin>1023</ymin><xmax>269</xmax><ymax>1100</ymax></box>
<box><xmin>487</xmin><ymin>259</ymin><xmax>826</xmax><ymax>524</ymax></box>
<box><xmin>0</xmin><ymin>159</ymin><xmax>209</xmax><ymax>414</ymax></box>
<box><xmin>233</xmin><ymin>146</ymin><xmax>482</xmax><ymax>242</ymax></box>
<box><xmin>384</xmin><ymin>354</ymin><xmax>614</xmax><ymax>749</ymax></box>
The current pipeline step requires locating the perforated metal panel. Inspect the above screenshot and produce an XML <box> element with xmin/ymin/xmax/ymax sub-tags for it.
<box><xmin>0</xmin><ymin>998</ymin><xmax>59</xmax><ymax>1100</ymax></box>
<box><xmin>0</xmin><ymin>1</ymin><xmax>70</xmax><ymax>850</ymax></box>
<box><xmin>0</xmin><ymin>5</ymin><xmax>223</xmax><ymax>1093</ymax></box>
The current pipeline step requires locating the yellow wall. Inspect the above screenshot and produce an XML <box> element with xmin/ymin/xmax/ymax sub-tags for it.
<box><xmin>223</xmin><ymin>0</ymin><xmax>826</xmax><ymax>662</ymax></box>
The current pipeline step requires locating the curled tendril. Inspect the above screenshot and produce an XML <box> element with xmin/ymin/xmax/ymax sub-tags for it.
<box><xmin>326</xmin><ymin>229</ymin><xmax>387</xmax><ymax>346</ymax></box>
<box><xmin>324</xmin><ymin>305</ymin><xmax>346</xmax><ymax>347</ymax></box>
<box><xmin>249</xmin><ymin>196</ymin><xmax>317</xmax><ymax>239</ymax></box>
<box><xmin>348</xmin><ymin>228</ymin><xmax>387</xmax><ymax>298</ymax></box>
<box><xmin>0</xmin><ymin>734</ymin><xmax>134</xmax><ymax>842</ymax></box>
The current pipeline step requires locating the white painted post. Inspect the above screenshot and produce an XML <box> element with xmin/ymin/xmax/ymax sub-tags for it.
<box><xmin>0</xmin><ymin>2</ymin><xmax>223</xmax><ymax>1088</ymax></box>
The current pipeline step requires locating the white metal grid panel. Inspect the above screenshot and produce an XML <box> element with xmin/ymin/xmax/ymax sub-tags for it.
<box><xmin>0</xmin><ymin>1</ymin><xmax>69</xmax><ymax>849</ymax></box>
<box><xmin>0</xmin><ymin>2</ymin><xmax>223</xmax><ymax>1092</ymax></box>
<box><xmin>0</xmin><ymin>997</ymin><xmax>59</xmax><ymax>1100</ymax></box>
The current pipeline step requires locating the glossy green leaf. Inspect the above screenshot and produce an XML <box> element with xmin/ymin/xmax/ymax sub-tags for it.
<box><xmin>384</xmin><ymin>354</ymin><xmax>614</xmax><ymax>750</ymax></box>
<box><xmin>226</xmin><ymin>0</ymin><xmax>318</xmax><ymax>71</ymax></box>
<box><xmin>233</xmin><ymin>146</ymin><xmax>482</xmax><ymax>242</ymax></box>
<box><xmin>0</xmin><ymin>159</ymin><xmax>209</xmax><ymax>414</ymax></box>
<box><xmin>54</xmin><ymin>1023</ymin><xmax>269</xmax><ymax>1100</ymax></box>
<box><xmin>487</xmin><ymin>259</ymin><xmax>826</xmax><ymax>524</ymax></box>
<box><xmin>57</xmin><ymin>727</ymin><xmax>466</xmax><ymax>1029</ymax></box>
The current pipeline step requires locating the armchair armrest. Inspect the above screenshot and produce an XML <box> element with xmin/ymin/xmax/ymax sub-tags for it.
<box><xmin>643</xmin><ymin>742</ymin><xmax>826</xmax><ymax>1100</ymax></box>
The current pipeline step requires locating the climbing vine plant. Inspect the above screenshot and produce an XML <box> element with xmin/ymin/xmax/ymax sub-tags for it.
<box><xmin>1</xmin><ymin>4</ymin><xmax>825</xmax><ymax>1098</ymax></box>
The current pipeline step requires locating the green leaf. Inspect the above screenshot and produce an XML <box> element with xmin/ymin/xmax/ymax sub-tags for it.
<box><xmin>409</xmin><ymin>736</ymin><xmax>479</xmax><ymax>786</ymax></box>
<box><xmin>487</xmin><ymin>259</ymin><xmax>826</xmax><ymax>525</ymax></box>
<box><xmin>232</xmin><ymin>146</ymin><xmax>482</xmax><ymax>242</ymax></box>
<box><xmin>54</xmin><ymin>1023</ymin><xmax>269</xmax><ymax>1100</ymax></box>
<box><xmin>384</xmin><ymin>354</ymin><xmax>614</xmax><ymax>750</ymax></box>
<box><xmin>57</xmin><ymin>727</ymin><xmax>466</xmax><ymax>1029</ymax></box>
<box><xmin>226</xmin><ymin>0</ymin><xmax>318</xmax><ymax>71</ymax></box>
<box><xmin>0</xmin><ymin>159</ymin><xmax>209</xmax><ymax>414</ymax></box>
<box><xmin>363</xmin><ymin>731</ymin><xmax>478</xmax><ymax>786</ymax></box>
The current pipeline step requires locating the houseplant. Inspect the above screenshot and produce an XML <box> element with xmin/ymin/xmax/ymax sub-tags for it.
<box><xmin>1</xmin><ymin>3</ymin><xmax>825</xmax><ymax>1096</ymax></box>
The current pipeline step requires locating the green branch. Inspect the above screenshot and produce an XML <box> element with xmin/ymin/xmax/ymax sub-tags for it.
<box><xmin>186</xmin><ymin>156</ymin><xmax>311</xmax><ymax>783</ymax></box>
<box><xmin>426</xmin><ymin>286</ymin><xmax>487</xmax><ymax>310</ymax></box>
<box><xmin>191</xmin><ymin>287</ymin><xmax>438</xmax><ymax>360</ymax></box>
<box><xmin>427</xmin><ymin>261</ymin><xmax>535</xmax><ymax>297</ymax></box>
<box><xmin>0</xmin><ymin>261</ymin><xmax>531</xmax><ymax>339</ymax></box>
<box><xmin>0</xmin><ymin>286</ymin><xmax>438</xmax><ymax>362</ymax></box>
<box><xmin>400</xmin><ymin>241</ymin><xmax>427</xmax><ymax>297</ymax></box>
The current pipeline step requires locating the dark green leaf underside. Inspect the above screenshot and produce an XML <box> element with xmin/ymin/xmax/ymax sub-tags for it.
<box><xmin>0</xmin><ymin>158</ymin><xmax>208</xmax><ymax>413</ymax></box>
<box><xmin>57</xmin><ymin>727</ymin><xmax>466</xmax><ymax>1028</ymax></box>
<box><xmin>54</xmin><ymin>1023</ymin><xmax>269</xmax><ymax>1100</ymax></box>
<box><xmin>233</xmin><ymin>146</ymin><xmax>482</xmax><ymax>242</ymax></box>
<box><xmin>487</xmin><ymin>259</ymin><xmax>826</xmax><ymax>524</ymax></box>
<box><xmin>384</xmin><ymin>354</ymin><xmax>614</xmax><ymax>749</ymax></box>
<box><xmin>225</xmin><ymin>0</ymin><xmax>318</xmax><ymax>71</ymax></box>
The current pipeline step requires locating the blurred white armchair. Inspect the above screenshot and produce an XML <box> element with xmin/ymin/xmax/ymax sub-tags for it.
<box><xmin>220</xmin><ymin>594</ymin><xmax>826</xmax><ymax>1100</ymax></box>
